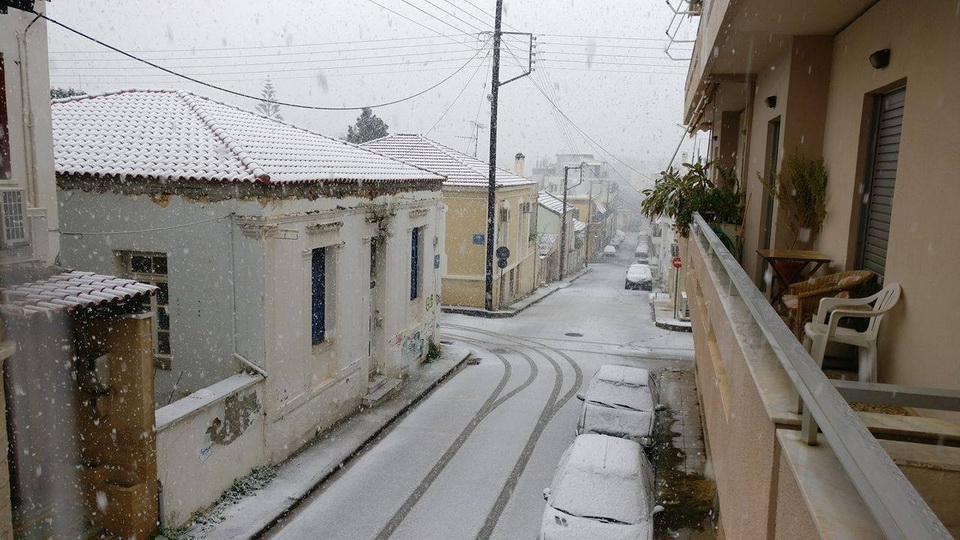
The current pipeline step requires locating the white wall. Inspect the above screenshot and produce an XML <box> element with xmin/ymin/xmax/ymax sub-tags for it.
<box><xmin>1</xmin><ymin>5</ymin><xmax>59</xmax><ymax>264</ymax></box>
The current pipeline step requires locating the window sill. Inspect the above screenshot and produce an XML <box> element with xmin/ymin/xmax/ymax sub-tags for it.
<box><xmin>311</xmin><ymin>339</ymin><xmax>336</xmax><ymax>357</ymax></box>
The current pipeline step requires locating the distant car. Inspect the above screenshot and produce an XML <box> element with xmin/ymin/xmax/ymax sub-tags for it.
<box><xmin>603</xmin><ymin>245</ymin><xmax>617</xmax><ymax>258</ymax></box>
<box><xmin>625</xmin><ymin>264</ymin><xmax>652</xmax><ymax>290</ymax></box>
<box><xmin>540</xmin><ymin>434</ymin><xmax>663</xmax><ymax>540</ymax></box>
<box><xmin>576</xmin><ymin>365</ymin><xmax>663</xmax><ymax>447</ymax></box>
<box><xmin>634</xmin><ymin>246</ymin><xmax>649</xmax><ymax>264</ymax></box>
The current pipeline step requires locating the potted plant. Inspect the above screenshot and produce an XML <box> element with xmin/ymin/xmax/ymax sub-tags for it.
<box><xmin>758</xmin><ymin>152</ymin><xmax>829</xmax><ymax>279</ymax></box>
<box><xmin>759</xmin><ymin>153</ymin><xmax>828</xmax><ymax>249</ymax></box>
<box><xmin>640</xmin><ymin>161</ymin><xmax>744</xmax><ymax>252</ymax></box>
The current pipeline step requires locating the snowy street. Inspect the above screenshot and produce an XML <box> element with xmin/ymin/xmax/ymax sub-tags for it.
<box><xmin>266</xmin><ymin>234</ymin><xmax>695</xmax><ymax>539</ymax></box>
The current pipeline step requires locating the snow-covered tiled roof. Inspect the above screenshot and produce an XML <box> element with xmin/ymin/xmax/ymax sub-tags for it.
<box><xmin>573</xmin><ymin>219</ymin><xmax>587</xmax><ymax>232</ymax></box>
<box><xmin>537</xmin><ymin>190</ymin><xmax>574</xmax><ymax>215</ymax></box>
<box><xmin>0</xmin><ymin>271</ymin><xmax>157</xmax><ymax>318</ymax></box>
<box><xmin>52</xmin><ymin>89</ymin><xmax>443</xmax><ymax>185</ymax></box>
<box><xmin>361</xmin><ymin>133</ymin><xmax>534</xmax><ymax>188</ymax></box>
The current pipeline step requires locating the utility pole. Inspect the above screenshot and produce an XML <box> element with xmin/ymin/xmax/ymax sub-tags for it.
<box><xmin>559</xmin><ymin>164</ymin><xmax>583</xmax><ymax>278</ymax></box>
<box><xmin>483</xmin><ymin>0</ymin><xmax>503</xmax><ymax>311</ymax></box>
<box><xmin>483</xmin><ymin>14</ymin><xmax>533</xmax><ymax>311</ymax></box>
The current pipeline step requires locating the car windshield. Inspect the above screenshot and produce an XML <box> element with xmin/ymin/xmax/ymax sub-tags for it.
<box><xmin>589</xmin><ymin>380</ymin><xmax>654</xmax><ymax>411</ymax></box>
<box><xmin>551</xmin><ymin>468</ymin><xmax>648</xmax><ymax>525</ymax></box>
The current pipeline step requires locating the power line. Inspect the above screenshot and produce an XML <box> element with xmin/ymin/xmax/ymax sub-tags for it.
<box><xmin>439</xmin><ymin>0</ymin><xmax>491</xmax><ymax>30</ymax></box>
<box><xmin>50</xmin><ymin>53</ymin><xmax>481</xmax><ymax>73</ymax></box>
<box><xmin>362</xmin><ymin>0</ymin><xmax>473</xmax><ymax>45</ymax></box>
<box><xmin>395</xmin><ymin>0</ymin><xmax>483</xmax><ymax>38</ymax></box>
<box><xmin>36</xmin><ymin>10</ymin><xmax>489</xmax><ymax>111</ymax></box>
<box><xmin>536</xmin><ymin>66</ymin><xmax>687</xmax><ymax>75</ymax></box>
<box><xmin>526</xmin><ymin>74</ymin><xmax>655</xmax><ymax>186</ymax></box>
<box><xmin>538</xmin><ymin>57</ymin><xmax>688</xmax><ymax>69</ymax></box>
<box><xmin>537</xmin><ymin>33</ymin><xmax>675</xmax><ymax>42</ymax></box>
<box><xmin>50</xmin><ymin>64</ymin><xmax>485</xmax><ymax>85</ymax></box>
<box><xmin>49</xmin><ymin>34</ymin><xmax>475</xmax><ymax>55</ymax></box>
<box><xmin>426</xmin><ymin>49</ymin><xmax>492</xmax><ymax>135</ymax></box>
<box><xmin>49</xmin><ymin>41</ymin><xmax>476</xmax><ymax>62</ymax></box>
<box><xmin>410</xmin><ymin>0</ymin><xmax>486</xmax><ymax>34</ymax></box>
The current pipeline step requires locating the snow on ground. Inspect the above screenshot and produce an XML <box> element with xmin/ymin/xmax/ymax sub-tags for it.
<box><xmin>265</xmin><ymin>231</ymin><xmax>694</xmax><ymax>540</ymax></box>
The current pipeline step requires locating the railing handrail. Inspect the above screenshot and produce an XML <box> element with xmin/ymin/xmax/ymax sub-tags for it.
<box><xmin>691</xmin><ymin>213</ymin><xmax>949</xmax><ymax>539</ymax></box>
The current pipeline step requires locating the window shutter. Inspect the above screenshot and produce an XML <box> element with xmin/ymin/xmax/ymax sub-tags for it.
<box><xmin>859</xmin><ymin>88</ymin><xmax>905</xmax><ymax>279</ymax></box>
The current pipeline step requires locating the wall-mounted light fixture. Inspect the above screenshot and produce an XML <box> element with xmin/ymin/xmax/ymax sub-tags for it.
<box><xmin>869</xmin><ymin>49</ymin><xmax>891</xmax><ymax>70</ymax></box>
<box><xmin>764</xmin><ymin>96</ymin><xmax>777</xmax><ymax>108</ymax></box>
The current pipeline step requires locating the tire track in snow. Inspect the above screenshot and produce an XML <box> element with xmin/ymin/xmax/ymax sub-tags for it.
<box><xmin>444</xmin><ymin>325</ymin><xmax>585</xmax><ymax>539</ymax></box>
<box><xmin>373</xmin><ymin>337</ymin><xmax>543</xmax><ymax>540</ymax></box>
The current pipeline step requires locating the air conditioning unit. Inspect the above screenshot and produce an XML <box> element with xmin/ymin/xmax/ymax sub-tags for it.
<box><xmin>0</xmin><ymin>188</ymin><xmax>28</xmax><ymax>247</ymax></box>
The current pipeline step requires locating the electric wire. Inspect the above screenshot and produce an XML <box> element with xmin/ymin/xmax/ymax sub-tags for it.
<box><xmin>35</xmin><ymin>9</ymin><xmax>489</xmax><ymax>111</ymax></box>
<box><xmin>395</xmin><ymin>0</ymin><xmax>484</xmax><ymax>38</ymax></box>
<box><xmin>426</xmin><ymin>48</ymin><xmax>492</xmax><ymax>135</ymax></box>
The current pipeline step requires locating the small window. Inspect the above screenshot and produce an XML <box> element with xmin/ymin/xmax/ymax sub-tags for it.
<box><xmin>124</xmin><ymin>252</ymin><xmax>171</xmax><ymax>369</ymax></box>
<box><xmin>410</xmin><ymin>227</ymin><xmax>424</xmax><ymax>300</ymax></box>
<box><xmin>311</xmin><ymin>247</ymin><xmax>326</xmax><ymax>345</ymax></box>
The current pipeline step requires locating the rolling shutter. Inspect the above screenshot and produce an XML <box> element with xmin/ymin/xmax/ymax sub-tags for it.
<box><xmin>859</xmin><ymin>88</ymin><xmax>905</xmax><ymax>278</ymax></box>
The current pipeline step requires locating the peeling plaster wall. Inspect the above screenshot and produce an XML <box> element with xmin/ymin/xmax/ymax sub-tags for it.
<box><xmin>155</xmin><ymin>374</ymin><xmax>265</xmax><ymax>528</ymax></box>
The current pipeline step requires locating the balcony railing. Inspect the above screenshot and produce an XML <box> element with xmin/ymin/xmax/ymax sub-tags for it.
<box><xmin>690</xmin><ymin>213</ymin><xmax>950</xmax><ymax>539</ymax></box>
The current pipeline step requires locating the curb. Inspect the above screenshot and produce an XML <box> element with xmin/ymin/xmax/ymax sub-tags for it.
<box><xmin>649</xmin><ymin>294</ymin><xmax>693</xmax><ymax>333</ymax></box>
<box><xmin>440</xmin><ymin>268</ymin><xmax>592</xmax><ymax>319</ymax></box>
<box><xmin>241</xmin><ymin>350</ymin><xmax>472</xmax><ymax>539</ymax></box>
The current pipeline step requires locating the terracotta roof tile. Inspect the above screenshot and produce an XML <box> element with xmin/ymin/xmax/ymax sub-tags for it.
<box><xmin>361</xmin><ymin>133</ymin><xmax>534</xmax><ymax>188</ymax></box>
<box><xmin>0</xmin><ymin>271</ymin><xmax>158</xmax><ymax>319</ymax></box>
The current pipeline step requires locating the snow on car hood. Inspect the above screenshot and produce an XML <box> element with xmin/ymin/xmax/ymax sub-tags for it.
<box><xmin>582</xmin><ymin>403</ymin><xmax>654</xmax><ymax>442</ymax></box>
<box><xmin>541</xmin><ymin>505</ymin><xmax>651</xmax><ymax>540</ymax></box>
<box><xmin>588</xmin><ymin>380</ymin><xmax>654</xmax><ymax>412</ymax></box>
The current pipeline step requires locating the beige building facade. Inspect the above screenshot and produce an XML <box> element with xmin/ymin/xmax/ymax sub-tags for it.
<box><xmin>683</xmin><ymin>0</ymin><xmax>960</xmax><ymax>536</ymax></box>
<box><xmin>363</xmin><ymin>134</ymin><xmax>539</xmax><ymax>310</ymax></box>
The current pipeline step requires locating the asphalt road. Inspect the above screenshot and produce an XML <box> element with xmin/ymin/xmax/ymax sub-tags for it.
<box><xmin>266</xmin><ymin>232</ymin><xmax>694</xmax><ymax>540</ymax></box>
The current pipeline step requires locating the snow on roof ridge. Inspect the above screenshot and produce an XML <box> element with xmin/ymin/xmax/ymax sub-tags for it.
<box><xmin>176</xmin><ymin>91</ymin><xmax>269</xmax><ymax>182</ymax></box>
<box><xmin>369</xmin><ymin>133</ymin><xmax>531</xmax><ymax>186</ymax></box>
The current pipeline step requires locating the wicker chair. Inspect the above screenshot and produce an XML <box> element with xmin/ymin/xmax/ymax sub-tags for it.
<box><xmin>782</xmin><ymin>270</ymin><xmax>875</xmax><ymax>340</ymax></box>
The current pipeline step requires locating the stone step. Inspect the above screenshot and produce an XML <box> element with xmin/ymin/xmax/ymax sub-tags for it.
<box><xmin>362</xmin><ymin>377</ymin><xmax>401</xmax><ymax>407</ymax></box>
<box><xmin>367</xmin><ymin>374</ymin><xmax>387</xmax><ymax>393</ymax></box>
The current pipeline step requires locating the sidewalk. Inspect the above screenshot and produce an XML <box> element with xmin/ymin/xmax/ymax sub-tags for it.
<box><xmin>650</xmin><ymin>291</ymin><xmax>692</xmax><ymax>332</ymax></box>
<box><xmin>441</xmin><ymin>267</ymin><xmax>591</xmax><ymax>318</ymax></box>
<box><xmin>177</xmin><ymin>345</ymin><xmax>473</xmax><ymax>539</ymax></box>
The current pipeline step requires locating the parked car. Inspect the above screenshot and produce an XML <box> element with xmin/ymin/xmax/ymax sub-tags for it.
<box><xmin>577</xmin><ymin>365</ymin><xmax>662</xmax><ymax>447</ymax></box>
<box><xmin>540</xmin><ymin>434</ymin><xmax>663</xmax><ymax>539</ymax></box>
<box><xmin>634</xmin><ymin>246</ymin><xmax>649</xmax><ymax>265</ymax></box>
<box><xmin>625</xmin><ymin>264</ymin><xmax>652</xmax><ymax>291</ymax></box>
<box><xmin>603</xmin><ymin>245</ymin><xmax>617</xmax><ymax>258</ymax></box>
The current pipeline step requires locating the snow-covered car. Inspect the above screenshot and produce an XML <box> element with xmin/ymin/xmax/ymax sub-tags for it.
<box><xmin>603</xmin><ymin>245</ymin><xmax>617</xmax><ymax>258</ymax></box>
<box><xmin>625</xmin><ymin>264</ymin><xmax>652</xmax><ymax>290</ymax></box>
<box><xmin>540</xmin><ymin>434</ymin><xmax>662</xmax><ymax>540</ymax></box>
<box><xmin>634</xmin><ymin>246</ymin><xmax>650</xmax><ymax>265</ymax></box>
<box><xmin>576</xmin><ymin>365</ymin><xmax>662</xmax><ymax>447</ymax></box>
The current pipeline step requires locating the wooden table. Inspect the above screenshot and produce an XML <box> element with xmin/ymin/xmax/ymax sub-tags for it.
<box><xmin>757</xmin><ymin>249</ymin><xmax>832</xmax><ymax>308</ymax></box>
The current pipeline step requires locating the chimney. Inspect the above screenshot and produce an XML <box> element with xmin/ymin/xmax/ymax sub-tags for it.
<box><xmin>514</xmin><ymin>152</ymin><xmax>526</xmax><ymax>177</ymax></box>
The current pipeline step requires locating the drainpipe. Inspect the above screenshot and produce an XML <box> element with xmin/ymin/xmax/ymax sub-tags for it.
<box><xmin>17</xmin><ymin>14</ymin><xmax>42</xmax><ymax>208</ymax></box>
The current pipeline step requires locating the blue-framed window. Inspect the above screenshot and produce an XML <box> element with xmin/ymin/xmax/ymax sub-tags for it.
<box><xmin>311</xmin><ymin>247</ymin><xmax>326</xmax><ymax>344</ymax></box>
<box><xmin>410</xmin><ymin>227</ymin><xmax>423</xmax><ymax>300</ymax></box>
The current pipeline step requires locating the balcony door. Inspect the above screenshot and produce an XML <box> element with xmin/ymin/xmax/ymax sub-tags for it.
<box><xmin>758</xmin><ymin>118</ymin><xmax>780</xmax><ymax>290</ymax></box>
<box><xmin>856</xmin><ymin>87</ymin><xmax>905</xmax><ymax>283</ymax></box>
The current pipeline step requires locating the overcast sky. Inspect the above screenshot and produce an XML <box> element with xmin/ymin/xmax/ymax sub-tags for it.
<box><xmin>45</xmin><ymin>0</ymin><xmax>704</xmax><ymax>186</ymax></box>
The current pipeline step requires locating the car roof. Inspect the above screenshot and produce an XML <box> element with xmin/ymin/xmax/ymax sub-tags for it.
<box><xmin>564</xmin><ymin>434</ymin><xmax>645</xmax><ymax>478</ymax></box>
<box><xmin>594</xmin><ymin>365</ymin><xmax>650</xmax><ymax>387</ymax></box>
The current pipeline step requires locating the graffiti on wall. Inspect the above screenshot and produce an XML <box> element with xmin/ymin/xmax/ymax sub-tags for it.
<box><xmin>401</xmin><ymin>330</ymin><xmax>425</xmax><ymax>366</ymax></box>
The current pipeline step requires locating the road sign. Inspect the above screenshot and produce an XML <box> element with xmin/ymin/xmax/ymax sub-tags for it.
<box><xmin>672</xmin><ymin>257</ymin><xmax>683</xmax><ymax>269</ymax></box>
<box><xmin>496</xmin><ymin>246</ymin><xmax>511</xmax><ymax>260</ymax></box>
<box><xmin>497</xmin><ymin>257</ymin><xmax>508</xmax><ymax>269</ymax></box>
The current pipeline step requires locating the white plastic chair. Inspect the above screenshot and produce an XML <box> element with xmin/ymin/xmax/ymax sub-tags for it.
<box><xmin>802</xmin><ymin>283</ymin><xmax>902</xmax><ymax>382</ymax></box>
